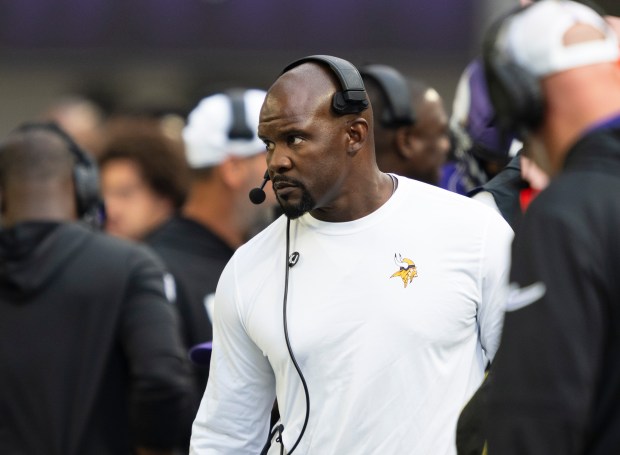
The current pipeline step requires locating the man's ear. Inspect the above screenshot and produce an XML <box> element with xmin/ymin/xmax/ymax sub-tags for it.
<box><xmin>394</xmin><ymin>126</ymin><xmax>418</xmax><ymax>159</ymax></box>
<box><xmin>218</xmin><ymin>156</ymin><xmax>247</xmax><ymax>189</ymax></box>
<box><xmin>346</xmin><ymin>118</ymin><xmax>369</xmax><ymax>155</ymax></box>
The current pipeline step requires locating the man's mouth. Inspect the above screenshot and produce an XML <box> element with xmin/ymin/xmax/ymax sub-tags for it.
<box><xmin>272</xmin><ymin>179</ymin><xmax>299</xmax><ymax>199</ymax></box>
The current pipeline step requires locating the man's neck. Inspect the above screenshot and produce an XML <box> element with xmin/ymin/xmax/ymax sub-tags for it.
<box><xmin>182</xmin><ymin>183</ymin><xmax>244</xmax><ymax>249</ymax></box>
<box><xmin>542</xmin><ymin>65</ymin><xmax>620</xmax><ymax>171</ymax></box>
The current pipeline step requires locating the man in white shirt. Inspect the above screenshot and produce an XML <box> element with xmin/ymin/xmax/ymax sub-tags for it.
<box><xmin>190</xmin><ymin>55</ymin><xmax>513</xmax><ymax>455</ymax></box>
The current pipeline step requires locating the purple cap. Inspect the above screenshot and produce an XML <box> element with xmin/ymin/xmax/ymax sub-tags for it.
<box><xmin>188</xmin><ymin>341</ymin><xmax>213</xmax><ymax>366</ymax></box>
<box><xmin>452</xmin><ymin>58</ymin><xmax>515</xmax><ymax>160</ymax></box>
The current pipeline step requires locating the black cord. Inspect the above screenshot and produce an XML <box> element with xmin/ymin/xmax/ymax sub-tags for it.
<box><xmin>283</xmin><ymin>217</ymin><xmax>310</xmax><ymax>454</ymax></box>
<box><xmin>260</xmin><ymin>423</ymin><xmax>284</xmax><ymax>455</ymax></box>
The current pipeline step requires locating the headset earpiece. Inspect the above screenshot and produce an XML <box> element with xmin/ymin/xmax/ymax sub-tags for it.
<box><xmin>482</xmin><ymin>4</ymin><xmax>545</xmax><ymax>138</ymax></box>
<box><xmin>360</xmin><ymin>64</ymin><xmax>415</xmax><ymax>128</ymax></box>
<box><xmin>281</xmin><ymin>55</ymin><xmax>369</xmax><ymax>115</ymax></box>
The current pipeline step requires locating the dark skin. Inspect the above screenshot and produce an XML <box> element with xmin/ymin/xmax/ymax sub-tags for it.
<box><xmin>375</xmin><ymin>88</ymin><xmax>450</xmax><ymax>186</ymax></box>
<box><xmin>402</xmin><ymin>89</ymin><xmax>450</xmax><ymax>185</ymax></box>
<box><xmin>258</xmin><ymin>62</ymin><xmax>395</xmax><ymax>223</ymax></box>
<box><xmin>0</xmin><ymin>132</ymin><xmax>78</xmax><ymax>228</ymax></box>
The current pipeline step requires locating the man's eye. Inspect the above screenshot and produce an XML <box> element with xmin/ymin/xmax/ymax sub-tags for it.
<box><xmin>264</xmin><ymin>142</ymin><xmax>275</xmax><ymax>152</ymax></box>
<box><xmin>288</xmin><ymin>136</ymin><xmax>303</xmax><ymax>146</ymax></box>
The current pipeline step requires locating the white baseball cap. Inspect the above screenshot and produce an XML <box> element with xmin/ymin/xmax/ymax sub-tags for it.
<box><xmin>497</xmin><ymin>0</ymin><xmax>619</xmax><ymax>77</ymax></box>
<box><xmin>183</xmin><ymin>88</ymin><xmax>267</xmax><ymax>169</ymax></box>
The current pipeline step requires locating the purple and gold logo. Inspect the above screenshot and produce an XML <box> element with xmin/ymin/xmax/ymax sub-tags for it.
<box><xmin>390</xmin><ymin>253</ymin><xmax>418</xmax><ymax>288</ymax></box>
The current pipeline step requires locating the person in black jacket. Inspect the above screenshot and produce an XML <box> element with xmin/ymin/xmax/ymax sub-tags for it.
<box><xmin>144</xmin><ymin>88</ymin><xmax>277</xmax><ymax>398</ymax></box>
<box><xmin>0</xmin><ymin>123</ymin><xmax>194</xmax><ymax>455</ymax></box>
<box><xmin>482</xmin><ymin>1</ymin><xmax>620</xmax><ymax>453</ymax></box>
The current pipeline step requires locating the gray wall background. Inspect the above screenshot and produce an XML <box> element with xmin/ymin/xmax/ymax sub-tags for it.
<box><xmin>2</xmin><ymin>0</ymin><xmax>598</xmax><ymax>136</ymax></box>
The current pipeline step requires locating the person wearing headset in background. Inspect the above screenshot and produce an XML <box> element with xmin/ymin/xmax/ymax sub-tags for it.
<box><xmin>143</xmin><ymin>88</ymin><xmax>277</xmax><ymax>429</ymax></box>
<box><xmin>190</xmin><ymin>55</ymin><xmax>513</xmax><ymax>455</ymax></box>
<box><xmin>451</xmin><ymin>57</ymin><xmax>550</xmax><ymax>231</ymax></box>
<box><xmin>360</xmin><ymin>64</ymin><xmax>451</xmax><ymax>186</ymax></box>
<box><xmin>0</xmin><ymin>123</ymin><xmax>194</xmax><ymax>455</ymax></box>
<box><xmin>452</xmin><ymin>59</ymin><xmax>548</xmax><ymax>455</ymax></box>
<box><xmin>481</xmin><ymin>1</ymin><xmax>620</xmax><ymax>453</ymax></box>
<box><xmin>460</xmin><ymin>1</ymin><xmax>618</xmax><ymax>230</ymax></box>
<box><xmin>455</xmin><ymin>4</ymin><xmax>617</xmax><ymax>453</ymax></box>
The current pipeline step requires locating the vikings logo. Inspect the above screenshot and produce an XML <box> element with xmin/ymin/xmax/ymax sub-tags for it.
<box><xmin>390</xmin><ymin>253</ymin><xmax>418</xmax><ymax>288</ymax></box>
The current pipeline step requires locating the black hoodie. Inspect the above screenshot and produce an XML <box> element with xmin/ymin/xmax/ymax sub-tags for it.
<box><xmin>0</xmin><ymin>222</ymin><xmax>194</xmax><ymax>455</ymax></box>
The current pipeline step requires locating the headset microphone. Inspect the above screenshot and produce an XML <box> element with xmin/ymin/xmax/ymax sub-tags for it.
<box><xmin>249</xmin><ymin>170</ymin><xmax>270</xmax><ymax>204</ymax></box>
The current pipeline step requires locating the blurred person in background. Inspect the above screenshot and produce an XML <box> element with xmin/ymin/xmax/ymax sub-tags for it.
<box><xmin>360</xmin><ymin>64</ymin><xmax>451</xmax><ymax>186</ymax></box>
<box><xmin>98</xmin><ymin>116</ymin><xmax>190</xmax><ymax>241</ymax></box>
<box><xmin>453</xmin><ymin>60</ymin><xmax>547</xmax><ymax>455</ymax></box>
<box><xmin>443</xmin><ymin>59</ymin><xmax>516</xmax><ymax>196</ymax></box>
<box><xmin>459</xmin><ymin>59</ymin><xmax>550</xmax><ymax>229</ymax></box>
<box><xmin>144</xmin><ymin>88</ymin><xmax>276</xmax><ymax>411</ymax></box>
<box><xmin>39</xmin><ymin>95</ymin><xmax>107</xmax><ymax>159</ymax></box>
<box><xmin>0</xmin><ymin>122</ymin><xmax>194</xmax><ymax>455</ymax></box>
<box><xmin>482</xmin><ymin>1</ymin><xmax>620</xmax><ymax>453</ymax></box>
<box><xmin>455</xmin><ymin>3</ymin><xmax>616</xmax><ymax>453</ymax></box>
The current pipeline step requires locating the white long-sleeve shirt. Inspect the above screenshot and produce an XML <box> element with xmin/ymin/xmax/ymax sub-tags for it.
<box><xmin>191</xmin><ymin>176</ymin><xmax>513</xmax><ymax>455</ymax></box>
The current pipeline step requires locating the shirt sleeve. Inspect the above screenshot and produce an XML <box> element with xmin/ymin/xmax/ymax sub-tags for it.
<box><xmin>121</xmin><ymin>246</ymin><xmax>195</xmax><ymax>450</ymax></box>
<box><xmin>190</xmin><ymin>255</ymin><xmax>277</xmax><ymax>454</ymax></box>
<box><xmin>477</xmin><ymin>210</ymin><xmax>514</xmax><ymax>363</ymax></box>
<box><xmin>486</xmin><ymin>201</ymin><xmax>606</xmax><ymax>454</ymax></box>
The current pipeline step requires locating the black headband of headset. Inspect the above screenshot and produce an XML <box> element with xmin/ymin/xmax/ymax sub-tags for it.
<box><xmin>14</xmin><ymin>122</ymin><xmax>94</xmax><ymax>167</ymax></box>
<box><xmin>281</xmin><ymin>54</ymin><xmax>369</xmax><ymax>115</ymax></box>
<box><xmin>481</xmin><ymin>3</ymin><xmax>545</xmax><ymax>137</ymax></box>
<box><xmin>360</xmin><ymin>64</ymin><xmax>415</xmax><ymax>128</ymax></box>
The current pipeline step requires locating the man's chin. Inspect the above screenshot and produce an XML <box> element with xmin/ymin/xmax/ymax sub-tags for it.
<box><xmin>277</xmin><ymin>198</ymin><xmax>313</xmax><ymax>220</ymax></box>
<box><xmin>276</xmin><ymin>189</ymin><xmax>315</xmax><ymax>220</ymax></box>
<box><xmin>279</xmin><ymin>204</ymin><xmax>307</xmax><ymax>220</ymax></box>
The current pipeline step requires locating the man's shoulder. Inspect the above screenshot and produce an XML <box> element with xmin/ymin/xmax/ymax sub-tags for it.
<box><xmin>229</xmin><ymin>215</ymin><xmax>287</xmax><ymax>265</ymax></box>
<box><xmin>529</xmin><ymin>170</ymin><xmax>612</xmax><ymax>215</ymax></box>
<box><xmin>524</xmin><ymin>171</ymin><xmax>620</xmax><ymax>242</ymax></box>
<box><xmin>64</xmin><ymin>223</ymin><xmax>166</xmax><ymax>271</ymax></box>
<box><xmin>398</xmin><ymin>176</ymin><xmax>511</xmax><ymax>226</ymax></box>
<box><xmin>145</xmin><ymin>215</ymin><xmax>233</xmax><ymax>260</ymax></box>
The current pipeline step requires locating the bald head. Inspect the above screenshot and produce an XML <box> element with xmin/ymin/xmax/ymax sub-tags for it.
<box><xmin>0</xmin><ymin>129</ymin><xmax>74</xmax><ymax>187</ymax></box>
<box><xmin>0</xmin><ymin>126</ymin><xmax>79</xmax><ymax>226</ymax></box>
<box><xmin>263</xmin><ymin>61</ymin><xmax>373</xmax><ymax>127</ymax></box>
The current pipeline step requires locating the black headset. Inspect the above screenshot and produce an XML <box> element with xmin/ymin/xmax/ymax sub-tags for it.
<box><xmin>484</xmin><ymin>0</ymin><xmax>611</xmax><ymax>138</ymax></box>
<box><xmin>14</xmin><ymin>122</ymin><xmax>102</xmax><ymax>223</ymax></box>
<box><xmin>225</xmin><ymin>88</ymin><xmax>255</xmax><ymax>140</ymax></box>
<box><xmin>481</xmin><ymin>5</ymin><xmax>545</xmax><ymax>138</ymax></box>
<box><xmin>360</xmin><ymin>64</ymin><xmax>416</xmax><ymax>128</ymax></box>
<box><xmin>282</xmin><ymin>54</ymin><xmax>369</xmax><ymax>115</ymax></box>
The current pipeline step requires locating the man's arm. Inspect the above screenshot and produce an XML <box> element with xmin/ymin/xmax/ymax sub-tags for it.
<box><xmin>191</xmin><ymin>257</ymin><xmax>277</xmax><ymax>454</ymax></box>
<box><xmin>121</xmin><ymin>246</ymin><xmax>195</xmax><ymax>452</ymax></box>
<box><xmin>477</xmin><ymin>210</ymin><xmax>513</xmax><ymax>363</ymax></box>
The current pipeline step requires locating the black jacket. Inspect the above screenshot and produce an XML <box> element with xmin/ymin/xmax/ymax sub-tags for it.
<box><xmin>487</xmin><ymin>126</ymin><xmax>620</xmax><ymax>454</ymax></box>
<box><xmin>0</xmin><ymin>222</ymin><xmax>194</xmax><ymax>455</ymax></box>
<box><xmin>468</xmin><ymin>153</ymin><xmax>524</xmax><ymax>230</ymax></box>
<box><xmin>145</xmin><ymin>215</ymin><xmax>234</xmax><ymax>393</ymax></box>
